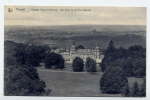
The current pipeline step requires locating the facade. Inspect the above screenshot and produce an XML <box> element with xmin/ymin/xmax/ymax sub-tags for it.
<box><xmin>54</xmin><ymin>44</ymin><xmax>104</xmax><ymax>64</ymax></box>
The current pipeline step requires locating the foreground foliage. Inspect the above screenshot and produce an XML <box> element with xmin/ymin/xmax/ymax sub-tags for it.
<box><xmin>4</xmin><ymin>41</ymin><xmax>50</xmax><ymax>96</ymax></box>
<box><xmin>101</xmin><ymin>40</ymin><xmax>146</xmax><ymax>77</ymax></box>
<box><xmin>100</xmin><ymin>66</ymin><xmax>128</xmax><ymax>94</ymax></box>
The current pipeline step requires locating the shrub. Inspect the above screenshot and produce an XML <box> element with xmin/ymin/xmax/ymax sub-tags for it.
<box><xmin>44</xmin><ymin>52</ymin><xmax>65</xmax><ymax>69</ymax></box>
<box><xmin>85</xmin><ymin>57</ymin><xmax>96</xmax><ymax>72</ymax></box>
<box><xmin>4</xmin><ymin>65</ymin><xmax>47</xmax><ymax>96</ymax></box>
<box><xmin>72</xmin><ymin>57</ymin><xmax>84</xmax><ymax>72</ymax></box>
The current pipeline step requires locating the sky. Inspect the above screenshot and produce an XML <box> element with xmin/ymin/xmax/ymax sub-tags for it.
<box><xmin>5</xmin><ymin>6</ymin><xmax>146</xmax><ymax>26</ymax></box>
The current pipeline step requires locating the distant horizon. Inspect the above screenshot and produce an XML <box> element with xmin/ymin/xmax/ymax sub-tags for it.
<box><xmin>5</xmin><ymin>24</ymin><xmax>146</xmax><ymax>34</ymax></box>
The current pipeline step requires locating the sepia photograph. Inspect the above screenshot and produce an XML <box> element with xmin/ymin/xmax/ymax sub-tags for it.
<box><xmin>4</xmin><ymin>6</ymin><xmax>146</xmax><ymax>97</ymax></box>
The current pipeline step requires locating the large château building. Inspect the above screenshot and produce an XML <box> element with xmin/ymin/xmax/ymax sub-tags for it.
<box><xmin>54</xmin><ymin>44</ymin><xmax>104</xmax><ymax>64</ymax></box>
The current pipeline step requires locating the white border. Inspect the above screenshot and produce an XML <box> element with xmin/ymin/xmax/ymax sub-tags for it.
<box><xmin>0</xmin><ymin>0</ymin><xmax>149</xmax><ymax>100</ymax></box>
<box><xmin>0</xmin><ymin>0</ymin><xmax>148</xmax><ymax>6</ymax></box>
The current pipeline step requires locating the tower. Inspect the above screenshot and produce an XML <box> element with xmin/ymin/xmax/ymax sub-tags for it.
<box><xmin>70</xmin><ymin>43</ymin><xmax>75</xmax><ymax>55</ymax></box>
<box><xmin>95</xmin><ymin>45</ymin><xmax>100</xmax><ymax>59</ymax></box>
<box><xmin>70</xmin><ymin>41</ymin><xmax>76</xmax><ymax>62</ymax></box>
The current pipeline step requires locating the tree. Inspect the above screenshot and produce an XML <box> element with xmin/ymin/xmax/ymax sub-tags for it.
<box><xmin>123</xmin><ymin>57</ymin><xmax>134</xmax><ymax>77</ymax></box>
<box><xmin>44</xmin><ymin>52</ymin><xmax>65</xmax><ymax>69</ymax></box>
<box><xmin>4</xmin><ymin>41</ymin><xmax>50</xmax><ymax>96</ymax></box>
<box><xmin>121</xmin><ymin>83</ymin><xmax>130</xmax><ymax>97</ymax></box>
<box><xmin>116</xmin><ymin>47</ymin><xmax>128</xmax><ymax>58</ymax></box>
<box><xmin>85</xmin><ymin>57</ymin><xmax>96</xmax><ymax>72</ymax></box>
<box><xmin>72</xmin><ymin>57</ymin><xmax>84</xmax><ymax>72</ymax></box>
<box><xmin>15</xmin><ymin>44</ymin><xmax>50</xmax><ymax>67</ymax></box>
<box><xmin>25</xmin><ymin>45</ymin><xmax>42</xmax><ymax>66</ymax></box>
<box><xmin>100</xmin><ymin>66</ymin><xmax>128</xmax><ymax>94</ymax></box>
<box><xmin>75</xmin><ymin>45</ymin><xmax>85</xmax><ymax>50</ymax></box>
<box><xmin>101</xmin><ymin>40</ymin><xmax>116</xmax><ymax>72</ymax></box>
<box><xmin>4</xmin><ymin>64</ymin><xmax>48</xmax><ymax>96</ymax></box>
<box><xmin>14</xmin><ymin>44</ymin><xmax>27</xmax><ymax>65</ymax></box>
<box><xmin>57</xmin><ymin>55</ymin><xmax>65</xmax><ymax>69</ymax></box>
<box><xmin>127</xmin><ymin>45</ymin><xmax>146</xmax><ymax>77</ymax></box>
<box><xmin>132</xmin><ymin>57</ymin><xmax>146</xmax><ymax>77</ymax></box>
<box><xmin>105</xmin><ymin>40</ymin><xmax>116</xmax><ymax>56</ymax></box>
<box><xmin>36</xmin><ymin>45</ymin><xmax>51</xmax><ymax>62</ymax></box>
<box><xmin>128</xmin><ymin>45</ymin><xmax>146</xmax><ymax>58</ymax></box>
<box><xmin>101</xmin><ymin>42</ymin><xmax>146</xmax><ymax>78</ymax></box>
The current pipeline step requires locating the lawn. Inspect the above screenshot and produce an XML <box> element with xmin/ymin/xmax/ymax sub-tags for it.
<box><xmin>37</xmin><ymin>67</ymin><xmax>122</xmax><ymax>97</ymax></box>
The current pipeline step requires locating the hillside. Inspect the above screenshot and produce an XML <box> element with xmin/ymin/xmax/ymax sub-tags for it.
<box><xmin>37</xmin><ymin>68</ymin><xmax>144</xmax><ymax>97</ymax></box>
<box><xmin>37</xmin><ymin>68</ymin><xmax>121</xmax><ymax>97</ymax></box>
<box><xmin>5</xmin><ymin>25</ymin><xmax>146</xmax><ymax>49</ymax></box>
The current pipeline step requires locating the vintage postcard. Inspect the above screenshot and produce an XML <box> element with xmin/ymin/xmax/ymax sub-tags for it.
<box><xmin>4</xmin><ymin>6</ymin><xmax>146</xmax><ymax>97</ymax></box>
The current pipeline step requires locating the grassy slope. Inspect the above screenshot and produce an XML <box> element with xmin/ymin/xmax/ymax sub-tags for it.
<box><xmin>37</xmin><ymin>68</ymin><xmax>122</xmax><ymax>97</ymax></box>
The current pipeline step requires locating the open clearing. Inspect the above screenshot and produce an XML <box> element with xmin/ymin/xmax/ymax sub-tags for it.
<box><xmin>37</xmin><ymin>68</ymin><xmax>122</xmax><ymax>97</ymax></box>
